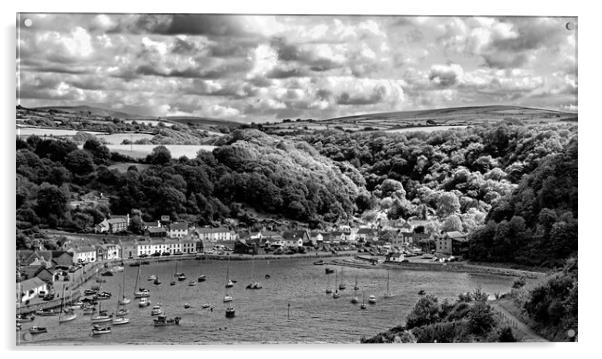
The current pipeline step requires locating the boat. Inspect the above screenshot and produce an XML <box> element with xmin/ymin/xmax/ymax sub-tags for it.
<box><xmin>118</xmin><ymin>267</ymin><xmax>131</xmax><ymax>305</ymax></box>
<box><xmin>188</xmin><ymin>280</ymin><xmax>197</xmax><ymax>286</ymax></box>
<box><xmin>96</xmin><ymin>291</ymin><xmax>112</xmax><ymax>300</ymax></box>
<box><xmin>368</xmin><ymin>295</ymin><xmax>377</xmax><ymax>304</ymax></box>
<box><xmin>151</xmin><ymin>305</ymin><xmax>163</xmax><ymax>316</ymax></box>
<box><xmin>170</xmin><ymin>281</ymin><xmax>176</xmax><ymax>286</ymax></box>
<box><xmin>332</xmin><ymin>271</ymin><xmax>340</xmax><ymax>298</ymax></box>
<box><xmin>225</xmin><ymin>306</ymin><xmax>235</xmax><ymax>318</ymax></box>
<box><xmin>153</xmin><ymin>277</ymin><xmax>161</xmax><ymax>285</ymax></box>
<box><xmin>225</xmin><ymin>280</ymin><xmax>234</xmax><ymax>288</ymax></box>
<box><xmin>16</xmin><ymin>313</ymin><xmax>35</xmax><ymax>323</ymax></box>
<box><xmin>384</xmin><ymin>270</ymin><xmax>392</xmax><ymax>298</ymax></box>
<box><xmin>116</xmin><ymin>308</ymin><xmax>129</xmax><ymax>317</ymax></box>
<box><xmin>35</xmin><ymin>308</ymin><xmax>57</xmax><ymax>316</ymax></box>
<box><xmin>101</xmin><ymin>270</ymin><xmax>114</xmax><ymax>277</ymax></box>
<box><xmin>91</xmin><ymin>324</ymin><xmax>111</xmax><ymax>335</ymax></box>
<box><xmin>141</xmin><ymin>260</ymin><xmax>150</xmax><ymax>265</ymax></box>
<box><xmin>353</xmin><ymin>275</ymin><xmax>359</xmax><ymax>291</ymax></box>
<box><xmin>139</xmin><ymin>297</ymin><xmax>151</xmax><ymax>307</ymax></box>
<box><xmin>29</xmin><ymin>326</ymin><xmax>47</xmax><ymax>334</ymax></box>
<box><xmin>112</xmin><ymin>266</ymin><xmax>124</xmax><ymax>272</ymax></box>
<box><xmin>201</xmin><ymin>304</ymin><xmax>211</xmax><ymax>309</ymax></box>
<box><xmin>225</xmin><ymin>257</ymin><xmax>234</xmax><ymax>288</ymax></box>
<box><xmin>91</xmin><ymin>311</ymin><xmax>113</xmax><ymax>323</ymax></box>
<box><xmin>133</xmin><ymin>262</ymin><xmax>151</xmax><ymax>298</ymax></box>
<box><xmin>83</xmin><ymin>306</ymin><xmax>96</xmax><ymax>315</ymax></box>
<box><xmin>70</xmin><ymin>301</ymin><xmax>84</xmax><ymax>310</ymax></box>
<box><xmin>418</xmin><ymin>289</ymin><xmax>426</xmax><ymax>295</ymax></box>
<box><xmin>313</xmin><ymin>260</ymin><xmax>325</xmax><ymax>265</ymax></box>
<box><xmin>223</xmin><ymin>295</ymin><xmax>233</xmax><ymax>303</ymax></box>
<box><xmin>84</xmin><ymin>288</ymin><xmax>98</xmax><ymax>296</ymax></box>
<box><xmin>325</xmin><ymin>267</ymin><xmax>335</xmax><ymax>274</ymax></box>
<box><xmin>58</xmin><ymin>286</ymin><xmax>77</xmax><ymax>323</ymax></box>
<box><xmin>153</xmin><ymin>314</ymin><xmax>181</xmax><ymax>327</ymax></box>
<box><xmin>148</xmin><ymin>274</ymin><xmax>157</xmax><ymax>281</ymax></box>
<box><xmin>112</xmin><ymin>317</ymin><xmax>130</xmax><ymax>325</ymax></box>
<box><xmin>264</xmin><ymin>274</ymin><xmax>271</xmax><ymax>279</ymax></box>
<box><xmin>360</xmin><ymin>292</ymin><xmax>367</xmax><ymax>310</ymax></box>
<box><xmin>197</xmin><ymin>275</ymin><xmax>206</xmax><ymax>282</ymax></box>
<box><xmin>184</xmin><ymin>303</ymin><xmax>191</xmax><ymax>309</ymax></box>
<box><xmin>332</xmin><ymin>290</ymin><xmax>340</xmax><ymax>299</ymax></box>
<box><xmin>338</xmin><ymin>267</ymin><xmax>346</xmax><ymax>290</ymax></box>
<box><xmin>129</xmin><ymin>262</ymin><xmax>140</xmax><ymax>267</ymax></box>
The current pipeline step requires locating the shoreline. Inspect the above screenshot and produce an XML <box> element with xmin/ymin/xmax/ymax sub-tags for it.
<box><xmin>327</xmin><ymin>258</ymin><xmax>547</xmax><ymax>279</ymax></box>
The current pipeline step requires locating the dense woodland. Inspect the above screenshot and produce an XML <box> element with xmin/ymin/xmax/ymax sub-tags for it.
<box><xmin>16</xmin><ymin>121</ymin><xmax>577</xmax><ymax>268</ymax></box>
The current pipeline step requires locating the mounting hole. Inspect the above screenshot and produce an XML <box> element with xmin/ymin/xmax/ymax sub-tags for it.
<box><xmin>24</xmin><ymin>18</ymin><xmax>32</xmax><ymax>27</ymax></box>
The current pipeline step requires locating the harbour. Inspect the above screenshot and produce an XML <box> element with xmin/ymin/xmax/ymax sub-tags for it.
<box><xmin>17</xmin><ymin>257</ymin><xmax>515</xmax><ymax>344</ymax></box>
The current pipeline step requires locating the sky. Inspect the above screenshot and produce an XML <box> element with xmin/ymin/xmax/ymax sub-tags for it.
<box><xmin>17</xmin><ymin>14</ymin><xmax>577</xmax><ymax>122</ymax></box>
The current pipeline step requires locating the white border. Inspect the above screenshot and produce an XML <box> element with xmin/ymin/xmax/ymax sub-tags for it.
<box><xmin>1</xmin><ymin>1</ymin><xmax>599</xmax><ymax>359</ymax></box>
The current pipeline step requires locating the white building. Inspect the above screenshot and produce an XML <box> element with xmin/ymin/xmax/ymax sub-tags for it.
<box><xmin>68</xmin><ymin>245</ymin><xmax>97</xmax><ymax>263</ymax></box>
<box><xmin>17</xmin><ymin>277</ymin><xmax>48</xmax><ymax>304</ymax></box>
<box><xmin>196</xmin><ymin>227</ymin><xmax>233</xmax><ymax>242</ymax></box>
<box><xmin>168</xmin><ymin>222</ymin><xmax>189</xmax><ymax>239</ymax></box>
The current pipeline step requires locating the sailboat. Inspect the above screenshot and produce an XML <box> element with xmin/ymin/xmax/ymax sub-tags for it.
<box><xmin>133</xmin><ymin>262</ymin><xmax>150</xmax><ymax>298</ymax></box>
<box><xmin>170</xmin><ymin>260</ymin><xmax>177</xmax><ymax>286</ymax></box>
<box><xmin>360</xmin><ymin>292</ymin><xmax>367</xmax><ymax>310</ymax></box>
<box><xmin>225</xmin><ymin>257</ymin><xmax>234</xmax><ymax>288</ymax></box>
<box><xmin>91</xmin><ymin>281</ymin><xmax>113</xmax><ymax>324</ymax></box>
<box><xmin>246</xmin><ymin>257</ymin><xmax>262</xmax><ymax>290</ymax></box>
<box><xmin>350</xmin><ymin>278</ymin><xmax>359</xmax><ymax>304</ymax></box>
<box><xmin>119</xmin><ymin>266</ymin><xmax>131</xmax><ymax>305</ymax></box>
<box><xmin>332</xmin><ymin>271</ymin><xmax>341</xmax><ymax>299</ymax></box>
<box><xmin>325</xmin><ymin>273</ymin><xmax>332</xmax><ymax>294</ymax></box>
<box><xmin>384</xmin><ymin>270</ymin><xmax>392</xmax><ymax>298</ymax></box>
<box><xmin>338</xmin><ymin>267</ymin><xmax>346</xmax><ymax>290</ymax></box>
<box><xmin>58</xmin><ymin>286</ymin><xmax>77</xmax><ymax>323</ymax></box>
<box><xmin>175</xmin><ymin>258</ymin><xmax>186</xmax><ymax>281</ymax></box>
<box><xmin>112</xmin><ymin>284</ymin><xmax>130</xmax><ymax>325</ymax></box>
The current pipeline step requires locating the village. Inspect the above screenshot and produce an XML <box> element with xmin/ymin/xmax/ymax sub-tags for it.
<box><xmin>16</xmin><ymin>206</ymin><xmax>471</xmax><ymax>309</ymax></box>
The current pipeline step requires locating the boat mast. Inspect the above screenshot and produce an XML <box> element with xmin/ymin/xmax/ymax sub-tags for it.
<box><xmin>386</xmin><ymin>270</ymin><xmax>390</xmax><ymax>297</ymax></box>
<box><xmin>134</xmin><ymin>260</ymin><xmax>140</xmax><ymax>295</ymax></box>
<box><xmin>58</xmin><ymin>285</ymin><xmax>65</xmax><ymax>321</ymax></box>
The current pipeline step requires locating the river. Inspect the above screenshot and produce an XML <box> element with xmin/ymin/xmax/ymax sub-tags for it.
<box><xmin>18</xmin><ymin>257</ymin><xmax>515</xmax><ymax>345</ymax></box>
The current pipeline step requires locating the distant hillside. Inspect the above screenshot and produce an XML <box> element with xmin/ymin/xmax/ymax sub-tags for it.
<box><xmin>29</xmin><ymin>105</ymin><xmax>147</xmax><ymax>119</ymax></box>
<box><xmin>326</xmin><ymin>105</ymin><xmax>573</xmax><ymax>123</ymax></box>
<box><xmin>263</xmin><ymin>105</ymin><xmax>577</xmax><ymax>134</ymax></box>
<box><xmin>166</xmin><ymin>116</ymin><xmax>243</xmax><ymax>129</ymax></box>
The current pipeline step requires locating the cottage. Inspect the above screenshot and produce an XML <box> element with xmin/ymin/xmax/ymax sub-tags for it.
<box><xmin>386</xmin><ymin>252</ymin><xmax>406</xmax><ymax>263</ymax></box>
<box><xmin>356</xmin><ymin>227</ymin><xmax>377</xmax><ymax>243</ymax></box>
<box><xmin>16</xmin><ymin>250</ymin><xmax>53</xmax><ymax>268</ymax></box>
<box><xmin>119</xmin><ymin>240</ymin><xmax>138</xmax><ymax>259</ymax></box>
<box><xmin>196</xmin><ymin>227</ymin><xmax>233</xmax><ymax>242</ymax></box>
<box><xmin>146</xmin><ymin>226</ymin><xmax>167</xmax><ymax>238</ymax></box>
<box><xmin>168</xmin><ymin>222</ymin><xmax>189</xmax><ymax>239</ymax></box>
<box><xmin>17</xmin><ymin>277</ymin><xmax>48</xmax><ymax>304</ymax></box>
<box><xmin>98</xmin><ymin>243</ymin><xmax>121</xmax><ymax>260</ymax></box>
<box><xmin>95</xmin><ymin>214</ymin><xmax>130</xmax><ymax>234</ymax></box>
<box><xmin>143</xmin><ymin>220</ymin><xmax>162</xmax><ymax>229</ymax></box>
<box><xmin>51</xmin><ymin>251</ymin><xmax>74</xmax><ymax>269</ymax></box>
<box><xmin>282</xmin><ymin>230</ymin><xmax>309</xmax><ymax>247</ymax></box>
<box><xmin>309</xmin><ymin>231</ymin><xmax>323</xmax><ymax>245</ymax></box>
<box><xmin>68</xmin><ymin>245</ymin><xmax>97</xmax><ymax>263</ymax></box>
<box><xmin>18</xmin><ymin>265</ymin><xmax>55</xmax><ymax>285</ymax></box>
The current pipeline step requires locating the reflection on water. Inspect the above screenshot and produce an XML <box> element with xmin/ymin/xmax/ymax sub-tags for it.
<box><xmin>18</xmin><ymin>258</ymin><xmax>514</xmax><ymax>344</ymax></box>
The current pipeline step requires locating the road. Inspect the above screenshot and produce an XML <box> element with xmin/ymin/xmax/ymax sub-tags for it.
<box><xmin>491</xmin><ymin>302</ymin><xmax>548</xmax><ymax>342</ymax></box>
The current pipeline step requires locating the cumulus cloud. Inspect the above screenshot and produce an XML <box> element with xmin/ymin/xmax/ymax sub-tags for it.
<box><xmin>17</xmin><ymin>14</ymin><xmax>577</xmax><ymax>120</ymax></box>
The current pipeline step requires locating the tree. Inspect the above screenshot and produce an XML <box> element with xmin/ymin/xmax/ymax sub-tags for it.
<box><xmin>380</xmin><ymin>179</ymin><xmax>406</xmax><ymax>198</ymax></box>
<box><xmin>437</xmin><ymin>192</ymin><xmax>460</xmax><ymax>218</ymax></box>
<box><xmin>36</xmin><ymin>182</ymin><xmax>67</xmax><ymax>223</ymax></box>
<box><xmin>467</xmin><ymin>301</ymin><xmax>495</xmax><ymax>335</ymax></box>
<box><xmin>405</xmin><ymin>295</ymin><xmax>442</xmax><ymax>329</ymax></box>
<box><xmin>441</xmin><ymin>214</ymin><xmax>462</xmax><ymax>232</ymax></box>
<box><xmin>83</xmin><ymin>138</ymin><xmax>111</xmax><ymax>164</ymax></box>
<box><xmin>65</xmin><ymin>149</ymin><xmax>95</xmax><ymax>176</ymax></box>
<box><xmin>147</xmin><ymin>145</ymin><xmax>171</xmax><ymax>165</ymax></box>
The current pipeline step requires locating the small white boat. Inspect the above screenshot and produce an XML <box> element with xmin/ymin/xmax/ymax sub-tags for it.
<box><xmin>91</xmin><ymin>313</ymin><xmax>113</xmax><ymax>323</ymax></box>
<box><xmin>148</xmin><ymin>274</ymin><xmax>157</xmax><ymax>281</ymax></box>
<box><xmin>138</xmin><ymin>297</ymin><xmax>151</xmax><ymax>307</ymax></box>
<box><xmin>184</xmin><ymin>303</ymin><xmax>191</xmax><ymax>309</ymax></box>
<box><xmin>112</xmin><ymin>317</ymin><xmax>130</xmax><ymax>325</ymax></box>
<box><xmin>368</xmin><ymin>295</ymin><xmax>377</xmax><ymax>304</ymax></box>
<box><xmin>225</xmin><ymin>280</ymin><xmax>234</xmax><ymax>288</ymax></box>
<box><xmin>151</xmin><ymin>305</ymin><xmax>163</xmax><ymax>316</ymax></box>
<box><xmin>29</xmin><ymin>326</ymin><xmax>47</xmax><ymax>334</ymax></box>
<box><xmin>134</xmin><ymin>289</ymin><xmax>150</xmax><ymax>298</ymax></box>
<box><xmin>112</xmin><ymin>266</ymin><xmax>124</xmax><ymax>273</ymax></box>
<box><xmin>223</xmin><ymin>295</ymin><xmax>233</xmax><ymax>303</ymax></box>
<box><xmin>188</xmin><ymin>281</ymin><xmax>197</xmax><ymax>286</ymax></box>
<box><xmin>116</xmin><ymin>308</ymin><xmax>129</xmax><ymax>317</ymax></box>
<box><xmin>351</xmin><ymin>296</ymin><xmax>359</xmax><ymax>304</ymax></box>
<box><xmin>332</xmin><ymin>291</ymin><xmax>340</xmax><ymax>299</ymax></box>
<box><xmin>201</xmin><ymin>303</ymin><xmax>211</xmax><ymax>309</ymax></box>
<box><xmin>69</xmin><ymin>301</ymin><xmax>84</xmax><ymax>309</ymax></box>
<box><xmin>118</xmin><ymin>297</ymin><xmax>131</xmax><ymax>305</ymax></box>
<box><xmin>91</xmin><ymin>325</ymin><xmax>111</xmax><ymax>335</ymax></box>
<box><xmin>59</xmin><ymin>310</ymin><xmax>77</xmax><ymax>323</ymax></box>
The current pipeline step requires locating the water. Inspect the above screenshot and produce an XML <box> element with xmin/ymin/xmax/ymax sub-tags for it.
<box><xmin>17</xmin><ymin>258</ymin><xmax>514</xmax><ymax>345</ymax></box>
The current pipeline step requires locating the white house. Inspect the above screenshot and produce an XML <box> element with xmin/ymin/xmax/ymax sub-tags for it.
<box><xmin>196</xmin><ymin>227</ymin><xmax>233</xmax><ymax>242</ymax></box>
<box><xmin>386</xmin><ymin>252</ymin><xmax>405</xmax><ymax>263</ymax></box>
<box><xmin>168</xmin><ymin>222</ymin><xmax>189</xmax><ymax>238</ymax></box>
<box><xmin>68</xmin><ymin>245</ymin><xmax>97</xmax><ymax>263</ymax></box>
<box><xmin>17</xmin><ymin>277</ymin><xmax>49</xmax><ymax>304</ymax></box>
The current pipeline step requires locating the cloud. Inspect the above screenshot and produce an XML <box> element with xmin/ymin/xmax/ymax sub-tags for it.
<box><xmin>429</xmin><ymin>64</ymin><xmax>464</xmax><ymax>87</ymax></box>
